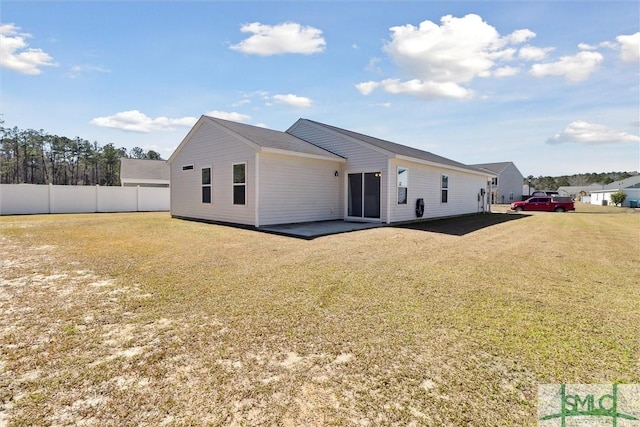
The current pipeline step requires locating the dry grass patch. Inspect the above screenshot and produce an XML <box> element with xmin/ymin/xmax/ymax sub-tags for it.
<box><xmin>1</xmin><ymin>205</ymin><xmax>638</xmax><ymax>426</ymax></box>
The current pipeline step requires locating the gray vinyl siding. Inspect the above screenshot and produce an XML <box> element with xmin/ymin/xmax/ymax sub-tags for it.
<box><xmin>495</xmin><ymin>164</ymin><xmax>523</xmax><ymax>203</ymax></box>
<box><xmin>389</xmin><ymin>159</ymin><xmax>489</xmax><ymax>222</ymax></box>
<box><xmin>288</xmin><ymin>120</ymin><xmax>390</xmax><ymax>222</ymax></box>
<box><xmin>257</xmin><ymin>152</ymin><xmax>342</xmax><ymax>226</ymax></box>
<box><xmin>170</xmin><ymin>121</ymin><xmax>256</xmax><ymax>225</ymax></box>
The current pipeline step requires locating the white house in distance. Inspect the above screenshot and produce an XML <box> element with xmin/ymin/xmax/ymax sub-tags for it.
<box><xmin>120</xmin><ymin>158</ymin><xmax>170</xmax><ymax>187</ymax></box>
<box><xmin>167</xmin><ymin>116</ymin><xmax>495</xmax><ymax>228</ymax></box>
<box><xmin>589</xmin><ymin>175</ymin><xmax>640</xmax><ymax>207</ymax></box>
<box><xmin>471</xmin><ymin>162</ymin><xmax>524</xmax><ymax>204</ymax></box>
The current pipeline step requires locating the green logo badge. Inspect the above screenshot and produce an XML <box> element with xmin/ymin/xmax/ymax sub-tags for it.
<box><xmin>539</xmin><ymin>384</ymin><xmax>639</xmax><ymax>426</ymax></box>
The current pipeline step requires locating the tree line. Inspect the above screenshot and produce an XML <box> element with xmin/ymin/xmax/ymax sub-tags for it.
<box><xmin>524</xmin><ymin>171</ymin><xmax>636</xmax><ymax>191</ymax></box>
<box><xmin>0</xmin><ymin>124</ymin><xmax>163</xmax><ymax>186</ymax></box>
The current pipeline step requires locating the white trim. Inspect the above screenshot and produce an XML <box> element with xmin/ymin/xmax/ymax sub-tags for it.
<box><xmin>395</xmin><ymin>154</ymin><xmax>496</xmax><ymax>178</ymax></box>
<box><xmin>345</xmin><ymin>170</ymin><xmax>383</xmax><ymax>221</ymax></box>
<box><xmin>167</xmin><ymin>118</ymin><xmax>206</xmax><ymax>164</ymax></box>
<box><xmin>232</xmin><ymin>162</ymin><xmax>247</xmax><ymax>206</ymax></box>
<box><xmin>201</xmin><ymin>166</ymin><xmax>212</xmax><ymax>204</ymax></box>
<box><xmin>441</xmin><ymin>173</ymin><xmax>449</xmax><ymax>204</ymax></box>
<box><xmin>396</xmin><ymin>166</ymin><xmax>408</xmax><ymax>206</ymax></box>
<box><xmin>259</xmin><ymin>147</ymin><xmax>345</xmax><ymax>163</ymax></box>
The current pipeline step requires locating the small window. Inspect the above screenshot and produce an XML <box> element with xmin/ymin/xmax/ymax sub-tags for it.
<box><xmin>397</xmin><ymin>167</ymin><xmax>408</xmax><ymax>204</ymax></box>
<box><xmin>182</xmin><ymin>164</ymin><xmax>194</xmax><ymax>171</ymax></box>
<box><xmin>491</xmin><ymin>177</ymin><xmax>498</xmax><ymax>186</ymax></box>
<box><xmin>202</xmin><ymin>167</ymin><xmax>211</xmax><ymax>204</ymax></box>
<box><xmin>441</xmin><ymin>174</ymin><xmax>449</xmax><ymax>204</ymax></box>
<box><xmin>233</xmin><ymin>163</ymin><xmax>246</xmax><ymax>205</ymax></box>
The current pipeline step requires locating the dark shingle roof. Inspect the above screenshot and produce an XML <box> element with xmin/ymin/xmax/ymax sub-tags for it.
<box><xmin>471</xmin><ymin>162</ymin><xmax>514</xmax><ymax>174</ymax></box>
<box><xmin>601</xmin><ymin>175</ymin><xmax>640</xmax><ymax>190</ymax></box>
<box><xmin>204</xmin><ymin>116</ymin><xmax>344</xmax><ymax>159</ymax></box>
<box><xmin>296</xmin><ymin>119</ymin><xmax>490</xmax><ymax>175</ymax></box>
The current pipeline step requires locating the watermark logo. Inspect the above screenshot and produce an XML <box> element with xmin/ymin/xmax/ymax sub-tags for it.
<box><xmin>539</xmin><ymin>384</ymin><xmax>639</xmax><ymax>426</ymax></box>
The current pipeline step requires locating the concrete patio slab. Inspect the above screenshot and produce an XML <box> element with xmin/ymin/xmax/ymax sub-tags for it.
<box><xmin>259</xmin><ymin>220</ymin><xmax>384</xmax><ymax>239</ymax></box>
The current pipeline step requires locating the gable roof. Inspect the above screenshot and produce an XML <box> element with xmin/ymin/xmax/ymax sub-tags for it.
<box><xmin>471</xmin><ymin>162</ymin><xmax>521</xmax><ymax>176</ymax></box>
<box><xmin>598</xmin><ymin>175</ymin><xmax>640</xmax><ymax>191</ymax></box>
<box><xmin>168</xmin><ymin>116</ymin><xmax>345</xmax><ymax>164</ymax></box>
<box><xmin>289</xmin><ymin>119</ymin><xmax>493</xmax><ymax>177</ymax></box>
<box><xmin>120</xmin><ymin>158</ymin><xmax>170</xmax><ymax>183</ymax></box>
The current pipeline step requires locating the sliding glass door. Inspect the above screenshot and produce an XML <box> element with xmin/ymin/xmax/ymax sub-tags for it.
<box><xmin>348</xmin><ymin>172</ymin><xmax>381</xmax><ymax>219</ymax></box>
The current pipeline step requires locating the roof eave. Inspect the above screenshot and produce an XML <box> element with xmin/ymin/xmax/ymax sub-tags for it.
<box><xmin>395</xmin><ymin>155</ymin><xmax>497</xmax><ymax>177</ymax></box>
<box><xmin>260</xmin><ymin>147</ymin><xmax>346</xmax><ymax>163</ymax></box>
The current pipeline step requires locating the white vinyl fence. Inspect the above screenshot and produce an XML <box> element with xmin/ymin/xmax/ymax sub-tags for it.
<box><xmin>0</xmin><ymin>184</ymin><xmax>169</xmax><ymax>215</ymax></box>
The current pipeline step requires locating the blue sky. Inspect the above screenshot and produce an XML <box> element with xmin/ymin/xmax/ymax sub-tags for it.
<box><xmin>2</xmin><ymin>1</ymin><xmax>638</xmax><ymax>176</ymax></box>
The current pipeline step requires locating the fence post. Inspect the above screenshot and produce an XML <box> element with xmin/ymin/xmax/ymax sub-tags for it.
<box><xmin>48</xmin><ymin>183</ymin><xmax>53</xmax><ymax>214</ymax></box>
<box><xmin>95</xmin><ymin>184</ymin><xmax>99</xmax><ymax>212</ymax></box>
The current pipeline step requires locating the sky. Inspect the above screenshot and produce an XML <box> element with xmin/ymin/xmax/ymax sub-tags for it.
<box><xmin>1</xmin><ymin>0</ymin><xmax>639</xmax><ymax>177</ymax></box>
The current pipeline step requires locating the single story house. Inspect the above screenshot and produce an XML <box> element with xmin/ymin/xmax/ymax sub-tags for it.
<box><xmin>120</xmin><ymin>158</ymin><xmax>170</xmax><ymax>187</ymax></box>
<box><xmin>557</xmin><ymin>184</ymin><xmax>602</xmax><ymax>202</ymax></box>
<box><xmin>471</xmin><ymin>161</ymin><xmax>523</xmax><ymax>204</ymax></box>
<box><xmin>589</xmin><ymin>175</ymin><xmax>640</xmax><ymax>207</ymax></box>
<box><xmin>167</xmin><ymin>116</ymin><xmax>496</xmax><ymax>227</ymax></box>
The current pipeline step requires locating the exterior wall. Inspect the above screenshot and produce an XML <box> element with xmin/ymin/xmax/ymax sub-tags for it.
<box><xmin>0</xmin><ymin>184</ymin><xmax>169</xmax><ymax>214</ymax></box>
<box><xmin>288</xmin><ymin>120</ymin><xmax>390</xmax><ymax>222</ymax></box>
<box><xmin>170</xmin><ymin>121</ymin><xmax>257</xmax><ymax>225</ymax></box>
<box><xmin>492</xmin><ymin>164</ymin><xmax>523</xmax><ymax>204</ymax></box>
<box><xmin>591</xmin><ymin>189</ymin><xmax>640</xmax><ymax>207</ymax></box>
<box><xmin>389</xmin><ymin>159</ymin><xmax>488</xmax><ymax>222</ymax></box>
<box><xmin>257</xmin><ymin>152</ymin><xmax>342</xmax><ymax>226</ymax></box>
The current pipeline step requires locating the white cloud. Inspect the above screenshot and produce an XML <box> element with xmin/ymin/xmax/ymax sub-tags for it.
<box><xmin>355</xmin><ymin>81</ymin><xmax>380</xmax><ymax>95</ymax></box>
<box><xmin>357</xmin><ymin>14</ymin><xmax>534</xmax><ymax>100</ymax></box>
<box><xmin>231</xmin><ymin>99</ymin><xmax>251</xmax><ymax>108</ymax></box>
<box><xmin>272</xmin><ymin>94</ymin><xmax>312</xmax><ymax>107</ymax></box>
<box><xmin>378</xmin><ymin>78</ymin><xmax>473</xmax><ymax>99</ymax></box>
<box><xmin>365</xmin><ymin>57</ymin><xmax>382</xmax><ymax>73</ymax></box>
<box><xmin>617</xmin><ymin>32</ymin><xmax>640</xmax><ymax>63</ymax></box>
<box><xmin>90</xmin><ymin>110</ymin><xmax>197</xmax><ymax>133</ymax></box>
<box><xmin>493</xmin><ymin>66</ymin><xmax>519</xmax><ymax>77</ymax></box>
<box><xmin>518</xmin><ymin>45</ymin><xmax>554</xmax><ymax>61</ymax></box>
<box><xmin>0</xmin><ymin>23</ymin><xmax>57</xmax><ymax>75</ymax></box>
<box><xmin>205</xmin><ymin>111</ymin><xmax>251</xmax><ymax>122</ymax></box>
<box><xmin>229</xmin><ymin>22</ymin><xmax>326</xmax><ymax>56</ymax></box>
<box><xmin>67</xmin><ymin>64</ymin><xmax>111</xmax><ymax>79</ymax></box>
<box><xmin>530</xmin><ymin>51</ymin><xmax>603</xmax><ymax>82</ymax></box>
<box><xmin>547</xmin><ymin>120</ymin><xmax>640</xmax><ymax>145</ymax></box>
<box><xmin>504</xmin><ymin>29</ymin><xmax>536</xmax><ymax>44</ymax></box>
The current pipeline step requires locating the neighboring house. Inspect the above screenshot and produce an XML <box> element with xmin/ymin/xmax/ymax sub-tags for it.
<box><xmin>471</xmin><ymin>162</ymin><xmax>523</xmax><ymax>204</ymax></box>
<box><xmin>167</xmin><ymin>116</ymin><xmax>495</xmax><ymax>228</ymax></box>
<box><xmin>557</xmin><ymin>184</ymin><xmax>602</xmax><ymax>201</ymax></box>
<box><xmin>120</xmin><ymin>158</ymin><xmax>170</xmax><ymax>187</ymax></box>
<box><xmin>589</xmin><ymin>175</ymin><xmax>640</xmax><ymax>207</ymax></box>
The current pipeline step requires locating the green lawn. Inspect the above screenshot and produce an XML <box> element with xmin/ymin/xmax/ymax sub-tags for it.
<box><xmin>1</xmin><ymin>204</ymin><xmax>639</xmax><ymax>426</ymax></box>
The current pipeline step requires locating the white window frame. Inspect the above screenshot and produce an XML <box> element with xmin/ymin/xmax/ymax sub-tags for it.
<box><xmin>201</xmin><ymin>166</ymin><xmax>212</xmax><ymax>204</ymax></box>
<box><xmin>232</xmin><ymin>162</ymin><xmax>247</xmax><ymax>206</ymax></box>
<box><xmin>441</xmin><ymin>174</ymin><xmax>449</xmax><ymax>204</ymax></box>
<box><xmin>182</xmin><ymin>164</ymin><xmax>194</xmax><ymax>171</ymax></box>
<box><xmin>397</xmin><ymin>167</ymin><xmax>408</xmax><ymax>205</ymax></box>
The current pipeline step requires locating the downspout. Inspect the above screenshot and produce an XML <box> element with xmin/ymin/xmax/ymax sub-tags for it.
<box><xmin>386</xmin><ymin>158</ymin><xmax>392</xmax><ymax>224</ymax></box>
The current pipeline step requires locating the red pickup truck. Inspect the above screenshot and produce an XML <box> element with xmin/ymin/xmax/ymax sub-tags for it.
<box><xmin>510</xmin><ymin>196</ymin><xmax>575</xmax><ymax>212</ymax></box>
